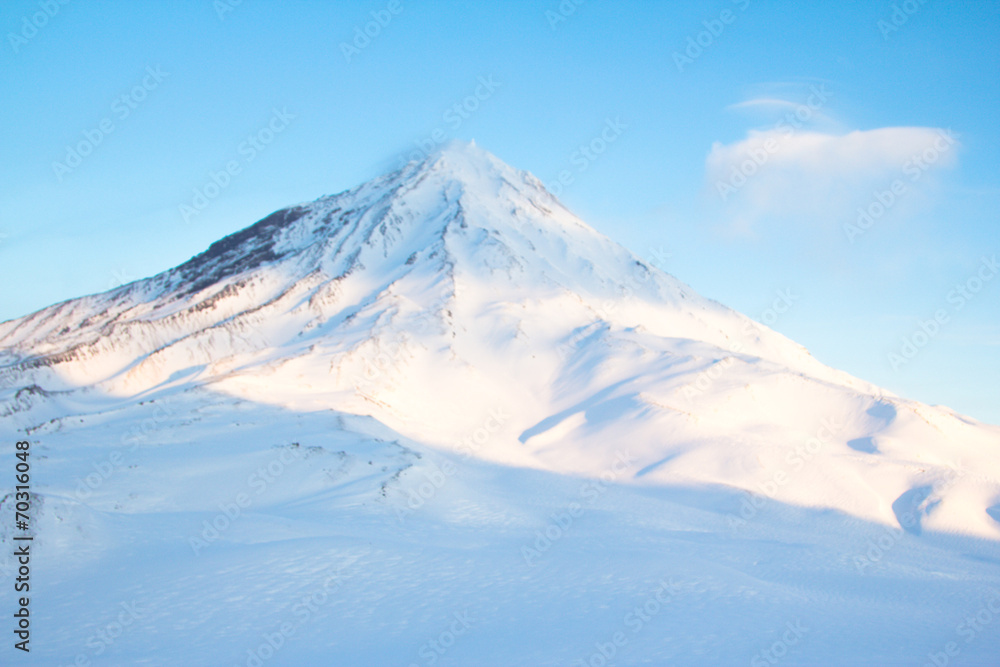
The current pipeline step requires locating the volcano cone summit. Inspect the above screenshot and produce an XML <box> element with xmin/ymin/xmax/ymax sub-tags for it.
<box><xmin>1</xmin><ymin>142</ymin><xmax>998</xmax><ymax>665</ymax></box>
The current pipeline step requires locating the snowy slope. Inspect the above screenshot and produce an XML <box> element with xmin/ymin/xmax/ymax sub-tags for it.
<box><xmin>1</xmin><ymin>141</ymin><xmax>998</xmax><ymax>666</ymax></box>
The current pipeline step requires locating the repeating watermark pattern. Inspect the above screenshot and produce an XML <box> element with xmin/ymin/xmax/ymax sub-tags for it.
<box><xmin>233</xmin><ymin>553</ymin><xmax>368</xmax><ymax>667</ymax></box>
<box><xmin>119</xmin><ymin>402</ymin><xmax>174</xmax><ymax>451</ymax></box>
<box><xmin>521</xmin><ymin>450</ymin><xmax>634</xmax><ymax>566</ymax></box>
<box><xmin>673</xmin><ymin>0</ymin><xmax>751</xmax><ymax>73</ymax></box>
<box><xmin>853</xmin><ymin>466</ymin><xmax>963</xmax><ymax>573</ymax></box>
<box><xmin>646</xmin><ymin>246</ymin><xmax>672</xmax><ymax>271</ymax></box>
<box><xmin>546</xmin><ymin>117</ymin><xmax>627</xmax><ymax>197</ymax></box>
<box><xmin>576</xmin><ymin>578</ymin><xmax>681</xmax><ymax>666</ymax></box>
<box><xmin>339</xmin><ymin>0</ymin><xmax>403</xmax><ymax>63</ymax></box>
<box><xmin>178</xmin><ymin>107</ymin><xmax>295</xmax><ymax>223</ymax></box>
<box><xmin>555</xmin><ymin>247</ymin><xmax>676</xmax><ymax>362</ymax></box>
<box><xmin>454</xmin><ymin>408</ymin><xmax>508</xmax><ymax>461</ymax></box>
<box><xmin>679</xmin><ymin>288</ymin><xmax>799</xmax><ymax>404</ymax></box>
<box><xmin>67</xmin><ymin>600</ymin><xmax>146</xmax><ymax>664</ymax></box>
<box><xmin>213</xmin><ymin>0</ymin><xmax>244</xmax><ymax>21</ymax></box>
<box><xmin>74</xmin><ymin>403</ymin><xmax>174</xmax><ymax>502</ymax></box>
<box><xmin>52</xmin><ymin>65</ymin><xmax>170</xmax><ymax>182</ymax></box>
<box><xmin>350</xmin><ymin>333</ymin><xmax>414</xmax><ymax>403</ymax></box>
<box><xmin>727</xmin><ymin>417</ymin><xmax>843</xmax><ymax>529</ymax></box>
<box><xmin>393</xmin><ymin>460</ymin><xmax>457</xmax><ymax>522</ymax></box>
<box><xmin>750</xmin><ymin>619</ymin><xmax>809</xmax><ymax>666</ymax></box>
<box><xmin>887</xmin><ymin>254</ymin><xmax>996</xmax><ymax>370</ymax></box>
<box><xmin>679</xmin><ymin>350</ymin><xmax>744</xmax><ymax>404</ymax></box>
<box><xmin>394</xmin><ymin>75</ymin><xmax>502</xmax><ymax>170</ymax></box>
<box><xmin>7</xmin><ymin>0</ymin><xmax>71</xmax><ymax>54</ymax></box>
<box><xmin>752</xmin><ymin>289</ymin><xmax>799</xmax><ymax>327</ymax></box>
<box><xmin>715</xmin><ymin>85</ymin><xmax>832</xmax><ymax>202</ymax></box>
<box><xmin>394</xmin><ymin>408</ymin><xmax>509</xmax><ymax>523</ymax></box>
<box><xmin>346</xmin><ymin>310</ymin><xmax>437</xmax><ymax>402</ymax></box>
<box><xmin>920</xmin><ymin>589</ymin><xmax>1000</xmax><ymax>667</ymax></box>
<box><xmin>878</xmin><ymin>0</ymin><xmax>931</xmax><ymax>40</ymax></box>
<box><xmin>231</xmin><ymin>319</ymin><xmax>272</xmax><ymax>355</ymax></box>
<box><xmin>843</xmin><ymin>128</ymin><xmax>958</xmax><ymax>243</ymax></box>
<box><xmin>407</xmin><ymin>610</ymin><xmax>475</xmax><ymax>667</ymax></box>
<box><xmin>544</xmin><ymin>0</ymin><xmax>587</xmax><ymax>30</ymax></box>
<box><xmin>108</xmin><ymin>268</ymin><xmax>136</xmax><ymax>290</ymax></box>
<box><xmin>592</xmin><ymin>251</ymin><xmax>656</xmax><ymax>320</ymax></box>
<box><xmin>715</xmin><ymin>136</ymin><xmax>777</xmax><ymax>202</ymax></box>
<box><xmin>556</xmin><ymin>324</ymin><xmax>603</xmax><ymax>363</ymax></box>
<box><xmin>188</xmin><ymin>444</ymin><xmax>305</xmax><ymax>555</ymax></box>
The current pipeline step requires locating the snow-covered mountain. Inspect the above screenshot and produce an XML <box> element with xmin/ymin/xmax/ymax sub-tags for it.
<box><xmin>2</xmin><ymin>142</ymin><xmax>998</xmax><ymax>666</ymax></box>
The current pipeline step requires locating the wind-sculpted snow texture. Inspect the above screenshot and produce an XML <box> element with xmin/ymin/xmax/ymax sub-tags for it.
<box><xmin>1</xmin><ymin>142</ymin><xmax>998</xmax><ymax>665</ymax></box>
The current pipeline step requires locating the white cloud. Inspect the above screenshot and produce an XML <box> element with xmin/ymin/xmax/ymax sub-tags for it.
<box><xmin>726</xmin><ymin>97</ymin><xmax>835</xmax><ymax>126</ymax></box>
<box><xmin>705</xmin><ymin>127</ymin><xmax>960</xmax><ymax>237</ymax></box>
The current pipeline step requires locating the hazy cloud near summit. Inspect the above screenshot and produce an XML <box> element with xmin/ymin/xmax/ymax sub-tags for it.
<box><xmin>705</xmin><ymin>126</ymin><xmax>960</xmax><ymax>237</ymax></box>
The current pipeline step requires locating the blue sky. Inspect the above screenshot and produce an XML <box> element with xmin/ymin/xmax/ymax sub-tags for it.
<box><xmin>1</xmin><ymin>0</ymin><xmax>997</xmax><ymax>423</ymax></box>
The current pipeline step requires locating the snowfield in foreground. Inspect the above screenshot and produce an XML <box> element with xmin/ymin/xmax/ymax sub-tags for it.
<box><xmin>1</xmin><ymin>142</ymin><xmax>998</xmax><ymax>665</ymax></box>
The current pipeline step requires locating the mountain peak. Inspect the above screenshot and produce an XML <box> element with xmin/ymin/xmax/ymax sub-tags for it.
<box><xmin>421</xmin><ymin>137</ymin><xmax>483</xmax><ymax>162</ymax></box>
<box><xmin>1</xmin><ymin>144</ymin><xmax>860</xmax><ymax>406</ymax></box>
<box><xmin>3</xmin><ymin>144</ymin><xmax>996</xmax><ymax>554</ymax></box>
<box><xmin>405</xmin><ymin>139</ymin><xmax>544</xmax><ymax>200</ymax></box>
<box><xmin>8</xmin><ymin>141</ymin><xmax>1000</xmax><ymax>667</ymax></box>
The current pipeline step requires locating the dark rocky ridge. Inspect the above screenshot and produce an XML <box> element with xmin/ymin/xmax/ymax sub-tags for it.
<box><xmin>173</xmin><ymin>206</ymin><xmax>310</xmax><ymax>295</ymax></box>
